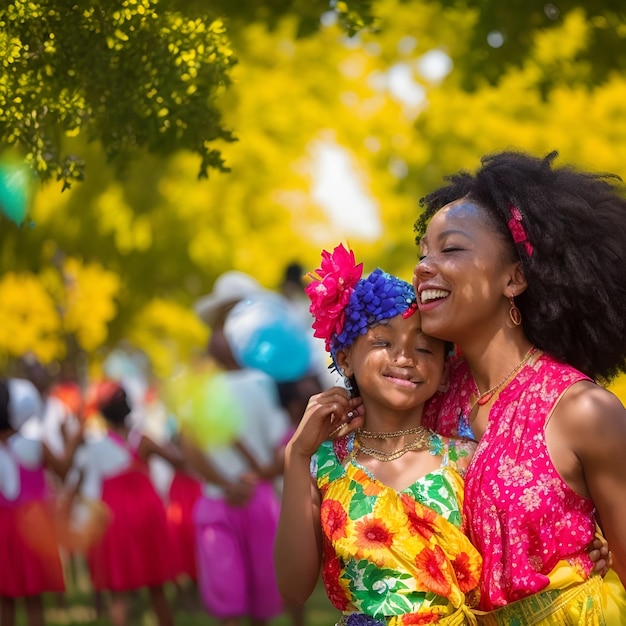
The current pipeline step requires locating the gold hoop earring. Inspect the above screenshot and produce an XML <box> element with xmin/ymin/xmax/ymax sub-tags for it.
<box><xmin>508</xmin><ymin>296</ymin><xmax>522</xmax><ymax>326</ymax></box>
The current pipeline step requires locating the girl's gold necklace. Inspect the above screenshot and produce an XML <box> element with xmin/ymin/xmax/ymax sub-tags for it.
<box><xmin>354</xmin><ymin>424</ymin><xmax>433</xmax><ymax>462</ymax></box>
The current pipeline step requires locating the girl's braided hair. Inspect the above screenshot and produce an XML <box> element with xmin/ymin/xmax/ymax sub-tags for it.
<box><xmin>415</xmin><ymin>150</ymin><xmax>626</xmax><ymax>383</ymax></box>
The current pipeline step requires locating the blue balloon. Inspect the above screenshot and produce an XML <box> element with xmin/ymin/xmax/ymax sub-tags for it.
<box><xmin>224</xmin><ymin>292</ymin><xmax>312</xmax><ymax>382</ymax></box>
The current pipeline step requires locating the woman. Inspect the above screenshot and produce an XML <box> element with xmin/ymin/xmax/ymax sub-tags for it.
<box><xmin>412</xmin><ymin>150</ymin><xmax>626</xmax><ymax>623</ymax></box>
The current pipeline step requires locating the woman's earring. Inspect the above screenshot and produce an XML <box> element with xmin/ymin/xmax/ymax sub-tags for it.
<box><xmin>508</xmin><ymin>296</ymin><xmax>522</xmax><ymax>326</ymax></box>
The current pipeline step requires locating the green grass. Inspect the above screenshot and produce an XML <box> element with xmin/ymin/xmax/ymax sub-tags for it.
<box><xmin>14</xmin><ymin>569</ymin><xmax>336</xmax><ymax>626</ymax></box>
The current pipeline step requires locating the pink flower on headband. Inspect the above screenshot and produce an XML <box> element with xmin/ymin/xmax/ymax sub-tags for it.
<box><xmin>305</xmin><ymin>244</ymin><xmax>363</xmax><ymax>351</ymax></box>
<box><xmin>507</xmin><ymin>205</ymin><xmax>534</xmax><ymax>257</ymax></box>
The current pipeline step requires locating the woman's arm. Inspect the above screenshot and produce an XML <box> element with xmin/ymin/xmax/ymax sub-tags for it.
<box><xmin>548</xmin><ymin>382</ymin><xmax>626</xmax><ymax>586</ymax></box>
<box><xmin>179</xmin><ymin>434</ymin><xmax>253</xmax><ymax>506</ymax></box>
<box><xmin>137</xmin><ymin>434</ymin><xmax>184</xmax><ymax>469</ymax></box>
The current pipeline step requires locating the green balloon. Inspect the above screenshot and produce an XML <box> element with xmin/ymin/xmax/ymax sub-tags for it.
<box><xmin>165</xmin><ymin>367</ymin><xmax>245</xmax><ymax>449</ymax></box>
<box><xmin>0</xmin><ymin>160</ymin><xmax>32</xmax><ymax>225</ymax></box>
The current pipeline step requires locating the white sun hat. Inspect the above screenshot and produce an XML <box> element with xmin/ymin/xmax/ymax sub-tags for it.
<box><xmin>7</xmin><ymin>378</ymin><xmax>43</xmax><ymax>430</ymax></box>
<box><xmin>194</xmin><ymin>270</ymin><xmax>264</xmax><ymax>327</ymax></box>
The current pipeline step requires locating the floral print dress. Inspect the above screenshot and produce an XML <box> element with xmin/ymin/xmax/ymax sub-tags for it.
<box><xmin>312</xmin><ymin>432</ymin><xmax>482</xmax><ymax>626</ymax></box>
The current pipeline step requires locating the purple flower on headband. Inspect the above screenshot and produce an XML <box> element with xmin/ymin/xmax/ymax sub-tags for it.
<box><xmin>507</xmin><ymin>205</ymin><xmax>534</xmax><ymax>257</ymax></box>
<box><xmin>346</xmin><ymin>614</ymin><xmax>384</xmax><ymax>626</ymax></box>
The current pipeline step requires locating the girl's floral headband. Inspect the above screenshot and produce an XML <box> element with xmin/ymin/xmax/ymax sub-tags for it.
<box><xmin>305</xmin><ymin>244</ymin><xmax>417</xmax><ymax>368</ymax></box>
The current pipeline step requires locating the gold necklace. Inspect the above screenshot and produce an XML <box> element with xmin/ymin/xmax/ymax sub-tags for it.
<box><xmin>471</xmin><ymin>346</ymin><xmax>537</xmax><ymax>409</ymax></box>
<box><xmin>354</xmin><ymin>425</ymin><xmax>432</xmax><ymax>462</ymax></box>
<box><xmin>358</xmin><ymin>425</ymin><xmax>428</xmax><ymax>439</ymax></box>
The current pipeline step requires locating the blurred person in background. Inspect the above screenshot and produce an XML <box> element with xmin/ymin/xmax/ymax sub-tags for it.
<box><xmin>279</xmin><ymin>261</ymin><xmax>343</xmax><ymax>391</ymax></box>
<box><xmin>70</xmin><ymin>381</ymin><xmax>182</xmax><ymax>626</ymax></box>
<box><xmin>185</xmin><ymin>270</ymin><xmax>290</xmax><ymax>626</ymax></box>
<box><xmin>0</xmin><ymin>378</ymin><xmax>82</xmax><ymax>626</ymax></box>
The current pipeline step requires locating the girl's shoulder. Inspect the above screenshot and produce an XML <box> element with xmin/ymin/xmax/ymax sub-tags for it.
<box><xmin>311</xmin><ymin>434</ymin><xmax>355</xmax><ymax>484</ymax></box>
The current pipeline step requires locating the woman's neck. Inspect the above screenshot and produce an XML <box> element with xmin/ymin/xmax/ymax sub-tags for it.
<box><xmin>459</xmin><ymin>334</ymin><xmax>534</xmax><ymax>394</ymax></box>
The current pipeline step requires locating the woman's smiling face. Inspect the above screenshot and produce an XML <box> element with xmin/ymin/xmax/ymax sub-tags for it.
<box><xmin>413</xmin><ymin>198</ymin><xmax>519</xmax><ymax>344</ymax></box>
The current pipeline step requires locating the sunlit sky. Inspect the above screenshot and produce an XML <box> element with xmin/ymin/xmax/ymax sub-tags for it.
<box><xmin>312</xmin><ymin>48</ymin><xmax>452</xmax><ymax>241</ymax></box>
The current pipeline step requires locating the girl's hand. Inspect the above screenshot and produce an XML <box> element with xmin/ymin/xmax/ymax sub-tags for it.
<box><xmin>588</xmin><ymin>534</ymin><xmax>612</xmax><ymax>577</ymax></box>
<box><xmin>286</xmin><ymin>387</ymin><xmax>362</xmax><ymax>459</ymax></box>
<box><xmin>327</xmin><ymin>398</ymin><xmax>364</xmax><ymax>440</ymax></box>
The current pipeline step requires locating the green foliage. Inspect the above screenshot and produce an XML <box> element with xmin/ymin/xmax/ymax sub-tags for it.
<box><xmin>2</xmin><ymin>0</ymin><xmax>626</xmax><ymax>387</ymax></box>
<box><xmin>414</xmin><ymin>0</ymin><xmax>626</xmax><ymax>89</ymax></box>
<box><xmin>0</xmin><ymin>0</ymin><xmax>236</xmax><ymax>189</ymax></box>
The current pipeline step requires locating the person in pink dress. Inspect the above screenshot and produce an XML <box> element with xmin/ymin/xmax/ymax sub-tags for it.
<box><xmin>190</xmin><ymin>270</ymin><xmax>291</xmax><ymax>626</ymax></box>
<box><xmin>0</xmin><ymin>378</ymin><xmax>82</xmax><ymax>626</ymax></box>
<box><xmin>410</xmin><ymin>150</ymin><xmax>626</xmax><ymax>623</ymax></box>
<box><xmin>72</xmin><ymin>381</ymin><xmax>182</xmax><ymax>626</ymax></box>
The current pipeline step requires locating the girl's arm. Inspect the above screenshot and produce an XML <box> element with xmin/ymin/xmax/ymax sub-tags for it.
<box><xmin>274</xmin><ymin>387</ymin><xmax>359</xmax><ymax>605</ymax></box>
<box><xmin>576</xmin><ymin>389</ymin><xmax>626</xmax><ymax>586</ymax></box>
<box><xmin>274</xmin><ymin>445</ymin><xmax>322</xmax><ymax>605</ymax></box>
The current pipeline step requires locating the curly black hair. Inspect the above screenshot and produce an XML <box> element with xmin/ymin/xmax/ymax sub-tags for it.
<box><xmin>414</xmin><ymin>150</ymin><xmax>626</xmax><ymax>383</ymax></box>
<box><xmin>100</xmin><ymin>385</ymin><xmax>131</xmax><ymax>426</ymax></box>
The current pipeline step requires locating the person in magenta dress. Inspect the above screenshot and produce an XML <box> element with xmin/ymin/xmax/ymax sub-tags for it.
<box><xmin>190</xmin><ymin>270</ymin><xmax>291</xmax><ymax>626</ymax></box>
<box><xmin>409</xmin><ymin>151</ymin><xmax>626</xmax><ymax>623</ymax></box>
<box><xmin>0</xmin><ymin>378</ymin><xmax>82</xmax><ymax>626</ymax></box>
<box><xmin>72</xmin><ymin>381</ymin><xmax>182</xmax><ymax>626</ymax></box>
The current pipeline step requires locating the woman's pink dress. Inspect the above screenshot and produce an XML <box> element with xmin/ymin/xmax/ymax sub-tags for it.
<box><xmin>0</xmin><ymin>435</ymin><xmax>65</xmax><ymax>597</ymax></box>
<box><xmin>424</xmin><ymin>352</ymin><xmax>597</xmax><ymax>610</ymax></box>
<box><xmin>86</xmin><ymin>432</ymin><xmax>174</xmax><ymax>591</ymax></box>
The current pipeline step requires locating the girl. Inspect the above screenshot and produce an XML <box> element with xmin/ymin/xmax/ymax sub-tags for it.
<box><xmin>274</xmin><ymin>244</ymin><xmax>482</xmax><ymax>625</ymax></box>
<box><xmin>72</xmin><ymin>381</ymin><xmax>181</xmax><ymax>626</ymax></box>
<box><xmin>0</xmin><ymin>378</ymin><xmax>82</xmax><ymax>626</ymax></box>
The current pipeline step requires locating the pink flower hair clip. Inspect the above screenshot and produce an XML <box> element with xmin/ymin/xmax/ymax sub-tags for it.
<box><xmin>507</xmin><ymin>204</ymin><xmax>534</xmax><ymax>257</ymax></box>
<box><xmin>305</xmin><ymin>244</ymin><xmax>363</xmax><ymax>352</ymax></box>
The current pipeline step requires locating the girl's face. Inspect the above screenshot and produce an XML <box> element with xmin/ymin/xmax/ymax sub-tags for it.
<box><xmin>338</xmin><ymin>311</ymin><xmax>446</xmax><ymax>414</ymax></box>
<box><xmin>413</xmin><ymin>198</ymin><xmax>520</xmax><ymax>345</ymax></box>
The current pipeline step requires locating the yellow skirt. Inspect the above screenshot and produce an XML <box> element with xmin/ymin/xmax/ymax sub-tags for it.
<box><xmin>473</xmin><ymin>565</ymin><xmax>626</xmax><ymax>625</ymax></box>
<box><xmin>338</xmin><ymin>605</ymin><xmax>478</xmax><ymax>626</ymax></box>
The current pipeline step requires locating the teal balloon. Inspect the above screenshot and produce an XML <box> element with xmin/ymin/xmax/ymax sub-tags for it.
<box><xmin>224</xmin><ymin>292</ymin><xmax>312</xmax><ymax>382</ymax></box>
<box><xmin>0</xmin><ymin>160</ymin><xmax>32</xmax><ymax>225</ymax></box>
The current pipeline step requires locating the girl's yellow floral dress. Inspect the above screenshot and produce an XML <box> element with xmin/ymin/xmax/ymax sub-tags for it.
<box><xmin>312</xmin><ymin>432</ymin><xmax>482</xmax><ymax>626</ymax></box>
